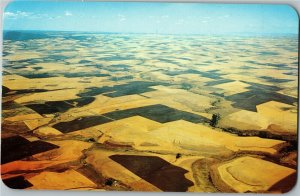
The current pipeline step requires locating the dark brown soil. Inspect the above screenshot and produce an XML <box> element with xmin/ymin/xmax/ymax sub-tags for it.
<box><xmin>109</xmin><ymin>154</ymin><xmax>194</xmax><ymax>192</ymax></box>
<box><xmin>52</xmin><ymin>116</ymin><xmax>112</xmax><ymax>133</ymax></box>
<box><xmin>2</xmin><ymin>176</ymin><xmax>33</xmax><ymax>189</ymax></box>
<box><xmin>1</xmin><ymin>136</ymin><xmax>59</xmax><ymax>164</ymax></box>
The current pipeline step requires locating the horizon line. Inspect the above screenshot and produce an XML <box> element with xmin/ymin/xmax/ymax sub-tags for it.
<box><xmin>3</xmin><ymin>29</ymin><xmax>299</xmax><ymax>37</ymax></box>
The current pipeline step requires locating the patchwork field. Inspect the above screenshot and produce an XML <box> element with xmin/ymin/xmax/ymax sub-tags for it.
<box><xmin>1</xmin><ymin>31</ymin><xmax>298</xmax><ymax>193</ymax></box>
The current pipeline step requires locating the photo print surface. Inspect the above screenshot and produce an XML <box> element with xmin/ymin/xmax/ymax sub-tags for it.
<box><xmin>1</xmin><ymin>1</ymin><xmax>299</xmax><ymax>193</ymax></box>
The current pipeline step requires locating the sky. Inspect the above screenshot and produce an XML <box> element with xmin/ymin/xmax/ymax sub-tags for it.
<box><xmin>3</xmin><ymin>1</ymin><xmax>299</xmax><ymax>35</ymax></box>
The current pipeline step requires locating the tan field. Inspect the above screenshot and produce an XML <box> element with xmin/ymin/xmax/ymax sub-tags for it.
<box><xmin>1</xmin><ymin>31</ymin><xmax>298</xmax><ymax>193</ymax></box>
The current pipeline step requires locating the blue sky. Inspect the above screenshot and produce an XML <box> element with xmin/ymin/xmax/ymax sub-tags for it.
<box><xmin>3</xmin><ymin>1</ymin><xmax>299</xmax><ymax>35</ymax></box>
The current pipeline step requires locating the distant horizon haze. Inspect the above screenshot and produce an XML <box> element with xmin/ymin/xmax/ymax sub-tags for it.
<box><xmin>2</xmin><ymin>29</ymin><xmax>299</xmax><ymax>37</ymax></box>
